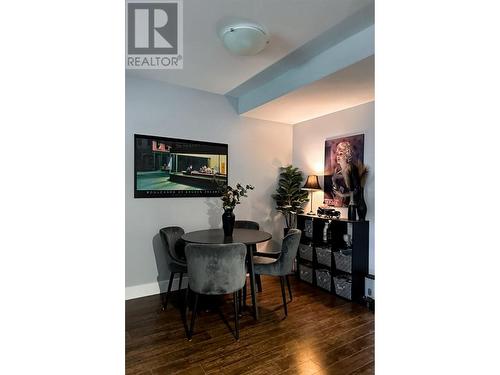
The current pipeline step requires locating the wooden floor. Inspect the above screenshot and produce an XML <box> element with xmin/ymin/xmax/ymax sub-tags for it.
<box><xmin>126</xmin><ymin>275</ymin><xmax>374</xmax><ymax>375</ymax></box>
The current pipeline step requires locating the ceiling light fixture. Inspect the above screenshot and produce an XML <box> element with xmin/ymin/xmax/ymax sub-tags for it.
<box><xmin>218</xmin><ymin>23</ymin><xmax>270</xmax><ymax>56</ymax></box>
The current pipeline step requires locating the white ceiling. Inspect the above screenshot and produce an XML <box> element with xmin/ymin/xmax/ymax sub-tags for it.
<box><xmin>127</xmin><ymin>0</ymin><xmax>372</xmax><ymax>95</ymax></box>
<box><xmin>241</xmin><ymin>55</ymin><xmax>374</xmax><ymax>124</ymax></box>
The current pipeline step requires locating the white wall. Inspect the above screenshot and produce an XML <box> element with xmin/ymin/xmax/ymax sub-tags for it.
<box><xmin>292</xmin><ymin>102</ymin><xmax>375</xmax><ymax>274</ymax></box>
<box><xmin>126</xmin><ymin>76</ymin><xmax>293</xmax><ymax>298</ymax></box>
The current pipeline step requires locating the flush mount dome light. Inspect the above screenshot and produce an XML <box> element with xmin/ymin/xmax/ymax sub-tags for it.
<box><xmin>219</xmin><ymin>23</ymin><xmax>270</xmax><ymax>56</ymax></box>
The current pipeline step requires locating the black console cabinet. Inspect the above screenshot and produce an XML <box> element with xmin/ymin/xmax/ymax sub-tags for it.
<box><xmin>296</xmin><ymin>214</ymin><xmax>369</xmax><ymax>304</ymax></box>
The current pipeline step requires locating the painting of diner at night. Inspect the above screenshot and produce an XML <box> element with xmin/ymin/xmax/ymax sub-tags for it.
<box><xmin>134</xmin><ymin>134</ymin><xmax>228</xmax><ymax>198</ymax></box>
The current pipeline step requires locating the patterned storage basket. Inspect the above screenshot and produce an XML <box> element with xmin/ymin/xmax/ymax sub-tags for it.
<box><xmin>333</xmin><ymin>275</ymin><xmax>352</xmax><ymax>300</ymax></box>
<box><xmin>299</xmin><ymin>264</ymin><xmax>313</xmax><ymax>284</ymax></box>
<box><xmin>315</xmin><ymin>269</ymin><xmax>331</xmax><ymax>292</ymax></box>
<box><xmin>299</xmin><ymin>243</ymin><xmax>313</xmax><ymax>261</ymax></box>
<box><xmin>333</xmin><ymin>249</ymin><xmax>352</xmax><ymax>273</ymax></box>
<box><xmin>316</xmin><ymin>246</ymin><xmax>332</xmax><ymax>267</ymax></box>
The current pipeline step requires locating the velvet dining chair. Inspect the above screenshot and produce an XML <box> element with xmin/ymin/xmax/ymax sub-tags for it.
<box><xmin>234</xmin><ymin>220</ymin><xmax>260</xmax><ymax>231</ymax></box>
<box><xmin>159</xmin><ymin>226</ymin><xmax>188</xmax><ymax>310</ymax></box>
<box><xmin>184</xmin><ymin>242</ymin><xmax>247</xmax><ymax>340</ymax></box>
<box><xmin>253</xmin><ymin>229</ymin><xmax>301</xmax><ymax>317</ymax></box>
<box><xmin>234</xmin><ymin>220</ymin><xmax>264</xmax><ymax>294</ymax></box>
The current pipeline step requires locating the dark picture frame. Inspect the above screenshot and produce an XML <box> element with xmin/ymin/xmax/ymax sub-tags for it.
<box><xmin>323</xmin><ymin>133</ymin><xmax>364</xmax><ymax>207</ymax></box>
<box><xmin>134</xmin><ymin>134</ymin><xmax>228</xmax><ymax>198</ymax></box>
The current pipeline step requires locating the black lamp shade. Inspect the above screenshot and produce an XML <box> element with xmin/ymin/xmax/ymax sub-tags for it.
<box><xmin>303</xmin><ymin>175</ymin><xmax>321</xmax><ymax>190</ymax></box>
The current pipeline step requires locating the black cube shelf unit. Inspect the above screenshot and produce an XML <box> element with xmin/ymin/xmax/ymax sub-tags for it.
<box><xmin>296</xmin><ymin>214</ymin><xmax>369</xmax><ymax>304</ymax></box>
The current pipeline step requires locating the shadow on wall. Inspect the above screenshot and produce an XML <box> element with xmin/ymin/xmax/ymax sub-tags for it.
<box><xmin>250</xmin><ymin>159</ymin><xmax>286</xmax><ymax>252</ymax></box>
<box><xmin>254</xmin><ymin>179</ymin><xmax>282</xmax><ymax>252</ymax></box>
<box><xmin>152</xmin><ymin>233</ymin><xmax>169</xmax><ymax>293</ymax></box>
<box><xmin>205</xmin><ymin>198</ymin><xmax>222</xmax><ymax>228</ymax></box>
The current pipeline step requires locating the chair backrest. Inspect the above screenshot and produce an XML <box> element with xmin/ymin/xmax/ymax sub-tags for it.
<box><xmin>159</xmin><ymin>226</ymin><xmax>186</xmax><ymax>265</ymax></box>
<box><xmin>234</xmin><ymin>220</ymin><xmax>260</xmax><ymax>230</ymax></box>
<box><xmin>185</xmin><ymin>243</ymin><xmax>247</xmax><ymax>295</ymax></box>
<box><xmin>274</xmin><ymin>229</ymin><xmax>302</xmax><ymax>275</ymax></box>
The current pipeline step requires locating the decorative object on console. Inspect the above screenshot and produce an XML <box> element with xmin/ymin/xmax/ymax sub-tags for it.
<box><xmin>302</xmin><ymin>175</ymin><xmax>322</xmax><ymax>215</ymax></box>
<box><xmin>348</xmin><ymin>192</ymin><xmax>357</xmax><ymax>221</ymax></box>
<box><xmin>323</xmin><ymin>134</ymin><xmax>364</xmax><ymax>208</ymax></box>
<box><xmin>272</xmin><ymin>165</ymin><xmax>309</xmax><ymax>234</ymax></box>
<box><xmin>217</xmin><ymin>182</ymin><xmax>254</xmax><ymax>237</ymax></box>
<box><xmin>356</xmin><ymin>163</ymin><xmax>369</xmax><ymax>221</ymax></box>
<box><xmin>304</xmin><ymin>219</ymin><xmax>313</xmax><ymax>238</ymax></box>
<box><xmin>343</xmin><ymin>234</ymin><xmax>352</xmax><ymax>248</ymax></box>
<box><xmin>317</xmin><ymin>206</ymin><xmax>341</xmax><ymax>219</ymax></box>
<box><xmin>322</xmin><ymin>220</ymin><xmax>330</xmax><ymax>242</ymax></box>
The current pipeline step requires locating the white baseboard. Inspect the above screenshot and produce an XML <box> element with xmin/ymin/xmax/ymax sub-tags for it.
<box><xmin>126</xmin><ymin>276</ymin><xmax>189</xmax><ymax>300</ymax></box>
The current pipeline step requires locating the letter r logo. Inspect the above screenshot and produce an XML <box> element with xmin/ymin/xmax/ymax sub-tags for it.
<box><xmin>127</xmin><ymin>2</ymin><xmax>178</xmax><ymax>54</ymax></box>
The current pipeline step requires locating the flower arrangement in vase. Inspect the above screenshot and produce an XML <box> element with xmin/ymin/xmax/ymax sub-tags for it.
<box><xmin>218</xmin><ymin>183</ymin><xmax>254</xmax><ymax>236</ymax></box>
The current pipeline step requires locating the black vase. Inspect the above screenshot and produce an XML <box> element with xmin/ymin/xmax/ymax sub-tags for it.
<box><xmin>348</xmin><ymin>202</ymin><xmax>357</xmax><ymax>221</ymax></box>
<box><xmin>222</xmin><ymin>208</ymin><xmax>235</xmax><ymax>237</ymax></box>
<box><xmin>357</xmin><ymin>188</ymin><xmax>367</xmax><ymax>221</ymax></box>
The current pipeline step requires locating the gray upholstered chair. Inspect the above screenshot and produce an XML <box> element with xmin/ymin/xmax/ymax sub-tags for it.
<box><xmin>234</xmin><ymin>220</ymin><xmax>264</xmax><ymax>293</ymax></box>
<box><xmin>237</xmin><ymin>220</ymin><xmax>280</xmax><ymax>259</ymax></box>
<box><xmin>234</xmin><ymin>220</ymin><xmax>260</xmax><ymax>230</ymax></box>
<box><xmin>159</xmin><ymin>226</ymin><xmax>187</xmax><ymax>310</ymax></box>
<box><xmin>184</xmin><ymin>243</ymin><xmax>247</xmax><ymax>340</ymax></box>
<box><xmin>253</xmin><ymin>229</ymin><xmax>301</xmax><ymax>317</ymax></box>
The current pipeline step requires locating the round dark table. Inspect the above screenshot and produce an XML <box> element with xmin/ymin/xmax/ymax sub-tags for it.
<box><xmin>182</xmin><ymin>228</ymin><xmax>272</xmax><ymax>320</ymax></box>
<box><xmin>182</xmin><ymin>228</ymin><xmax>271</xmax><ymax>245</ymax></box>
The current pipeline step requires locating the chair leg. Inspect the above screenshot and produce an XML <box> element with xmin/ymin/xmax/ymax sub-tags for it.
<box><xmin>256</xmin><ymin>274</ymin><xmax>263</xmax><ymax>293</ymax></box>
<box><xmin>188</xmin><ymin>292</ymin><xmax>199</xmax><ymax>341</ymax></box>
<box><xmin>242</xmin><ymin>279</ymin><xmax>247</xmax><ymax>307</ymax></box>
<box><xmin>237</xmin><ymin>289</ymin><xmax>243</xmax><ymax>316</ymax></box>
<box><xmin>162</xmin><ymin>272</ymin><xmax>175</xmax><ymax>310</ymax></box>
<box><xmin>178</xmin><ymin>272</ymin><xmax>184</xmax><ymax>291</ymax></box>
<box><xmin>182</xmin><ymin>286</ymin><xmax>190</xmax><ymax>333</ymax></box>
<box><xmin>233</xmin><ymin>291</ymin><xmax>240</xmax><ymax>340</ymax></box>
<box><xmin>286</xmin><ymin>275</ymin><xmax>293</xmax><ymax>301</ymax></box>
<box><xmin>280</xmin><ymin>276</ymin><xmax>288</xmax><ymax>317</ymax></box>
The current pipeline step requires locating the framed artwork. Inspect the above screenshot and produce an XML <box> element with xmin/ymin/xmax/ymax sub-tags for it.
<box><xmin>134</xmin><ymin>134</ymin><xmax>228</xmax><ymax>198</ymax></box>
<box><xmin>323</xmin><ymin>133</ymin><xmax>364</xmax><ymax>207</ymax></box>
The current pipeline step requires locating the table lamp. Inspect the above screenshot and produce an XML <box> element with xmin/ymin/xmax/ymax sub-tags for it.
<box><xmin>302</xmin><ymin>175</ymin><xmax>322</xmax><ymax>215</ymax></box>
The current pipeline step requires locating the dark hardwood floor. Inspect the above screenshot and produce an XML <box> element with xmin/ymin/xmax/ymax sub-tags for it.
<box><xmin>126</xmin><ymin>275</ymin><xmax>374</xmax><ymax>375</ymax></box>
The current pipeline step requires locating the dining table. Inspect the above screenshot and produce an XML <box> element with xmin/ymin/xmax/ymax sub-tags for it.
<box><xmin>181</xmin><ymin>228</ymin><xmax>272</xmax><ymax>320</ymax></box>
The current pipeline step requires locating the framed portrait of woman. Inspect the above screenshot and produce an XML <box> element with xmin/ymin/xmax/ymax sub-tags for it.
<box><xmin>323</xmin><ymin>133</ymin><xmax>364</xmax><ymax>207</ymax></box>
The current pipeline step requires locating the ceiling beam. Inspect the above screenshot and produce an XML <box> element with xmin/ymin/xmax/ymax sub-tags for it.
<box><xmin>231</xmin><ymin>24</ymin><xmax>374</xmax><ymax>115</ymax></box>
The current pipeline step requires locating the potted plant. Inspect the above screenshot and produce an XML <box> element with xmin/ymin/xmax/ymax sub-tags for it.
<box><xmin>217</xmin><ymin>182</ymin><xmax>254</xmax><ymax>236</ymax></box>
<box><xmin>272</xmin><ymin>165</ymin><xmax>309</xmax><ymax>234</ymax></box>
